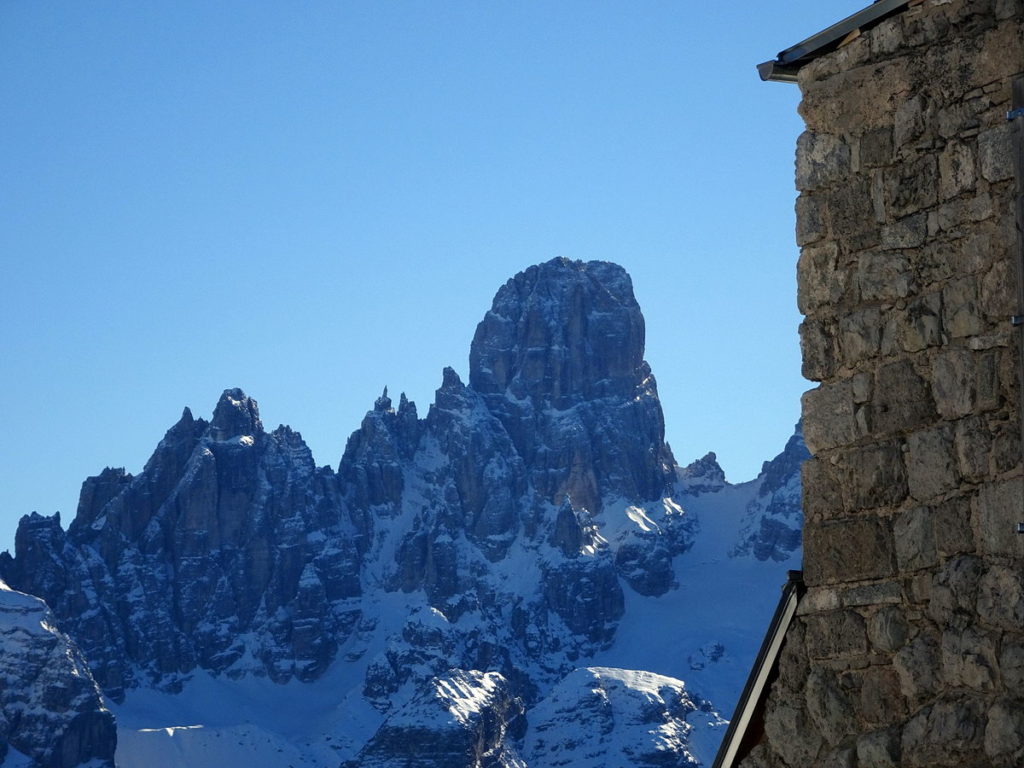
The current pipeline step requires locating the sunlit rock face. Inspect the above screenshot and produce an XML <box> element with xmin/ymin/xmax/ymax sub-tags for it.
<box><xmin>0</xmin><ymin>258</ymin><xmax>804</xmax><ymax>767</ymax></box>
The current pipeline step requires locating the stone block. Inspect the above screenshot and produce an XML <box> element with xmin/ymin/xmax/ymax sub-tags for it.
<box><xmin>802</xmin><ymin>380</ymin><xmax>858</xmax><ymax>453</ymax></box>
<box><xmin>838</xmin><ymin>308</ymin><xmax>882</xmax><ymax>366</ymax></box>
<box><xmin>999</xmin><ymin>637</ymin><xmax>1024</xmax><ymax>690</ymax></box>
<box><xmin>796</xmin><ymin>131</ymin><xmax>852</xmax><ymax>191</ymax></box>
<box><xmin>954</xmin><ymin>416</ymin><xmax>992</xmax><ymax>482</ymax></box>
<box><xmin>975</xmin><ymin>350</ymin><xmax>1003</xmax><ymax>413</ymax></box>
<box><xmin>938</xmin><ymin>140</ymin><xmax>976</xmax><ymax>200</ymax></box>
<box><xmin>804</xmin><ymin>610</ymin><xmax>868</xmax><ymax>658</ymax></box>
<box><xmin>929</xmin><ymin>554</ymin><xmax>984</xmax><ymax>624</ymax></box>
<box><xmin>890</xmin><ymin>292</ymin><xmax>942</xmax><ymax>353</ymax></box>
<box><xmin>941</xmin><ymin>276</ymin><xmax>984</xmax><ymax>338</ymax></box>
<box><xmin>856</xmin><ymin>727</ymin><xmax>901</xmax><ymax>768</ymax></box>
<box><xmin>977</xmin><ymin>564</ymin><xmax>1024</xmax><ymax>629</ymax></box>
<box><xmin>976</xmin><ymin>476</ymin><xmax>1024</xmax><ymax>557</ymax></box>
<box><xmin>978</xmin><ymin>121</ymin><xmax>1014</xmax><ymax>182</ymax></box>
<box><xmin>860</xmin><ymin>127</ymin><xmax>894</xmax><ymax>167</ymax></box>
<box><xmin>931</xmin><ymin>349</ymin><xmax>978</xmax><ymax>418</ymax></box>
<box><xmin>894</xmin><ymin>94</ymin><xmax>927</xmax><ymax>149</ymax></box>
<box><xmin>802</xmin><ymin>457</ymin><xmax>844</xmax><ymax>522</ymax></box>
<box><xmin>777</xmin><ymin>620</ymin><xmax>810</xmax><ymax>694</ymax></box>
<box><xmin>886</xmin><ymin>153</ymin><xmax>938</xmax><ymax>218</ymax></box>
<box><xmin>839</xmin><ymin>442</ymin><xmax>909</xmax><ymax>511</ymax></box>
<box><xmin>796</xmin><ymin>192</ymin><xmax>827</xmax><ymax>246</ymax></box>
<box><xmin>932</xmin><ymin>495</ymin><xmax>975</xmax><ymax>556</ymax></box>
<box><xmin>894</xmin><ymin>506</ymin><xmax>938</xmax><ymax>572</ymax></box>
<box><xmin>841</xmin><ymin>580</ymin><xmax>902</xmax><ymax>607</ymax></box>
<box><xmin>857</xmin><ymin>250</ymin><xmax>916</xmax><ymax>302</ymax></box>
<box><xmin>906</xmin><ymin>425</ymin><xmax>959</xmax><ymax>501</ymax></box>
<box><xmin>867</xmin><ymin>605</ymin><xmax>909</xmax><ymax>652</ymax></box>
<box><xmin>900</xmin><ymin>697</ymin><xmax>986</xmax><ymax>767</ymax></box>
<box><xmin>804</xmin><ymin>516</ymin><xmax>896</xmax><ymax>585</ymax></box>
<box><xmin>984</xmin><ymin>699</ymin><xmax>1024</xmax><ymax>759</ymax></box>
<box><xmin>894</xmin><ymin>629</ymin><xmax>940</xmax><ymax>704</ymax></box>
<box><xmin>858</xmin><ymin>667</ymin><xmax>907</xmax><ymax>727</ymax></box>
<box><xmin>881</xmin><ymin>213</ymin><xmax>927</xmax><ymax>249</ymax></box>
<box><xmin>800</xmin><ymin>319</ymin><xmax>838</xmax><ymax>382</ymax></box>
<box><xmin>869</xmin><ymin>361</ymin><xmax>936</xmax><ymax>436</ymax></box>
<box><xmin>940</xmin><ymin>626</ymin><xmax>998</xmax><ymax>691</ymax></box>
<box><xmin>826</xmin><ymin>175</ymin><xmax>881</xmax><ymax>250</ymax></box>
<box><xmin>981</xmin><ymin>258</ymin><xmax>1016</xmax><ymax>320</ymax></box>
<box><xmin>764</xmin><ymin>697</ymin><xmax>824</xmax><ymax>766</ymax></box>
<box><xmin>805</xmin><ymin>669</ymin><xmax>856</xmax><ymax>746</ymax></box>
<box><xmin>797</xmin><ymin>241</ymin><xmax>845</xmax><ymax>314</ymax></box>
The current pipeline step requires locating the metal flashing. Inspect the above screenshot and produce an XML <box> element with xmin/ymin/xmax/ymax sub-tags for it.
<box><xmin>758</xmin><ymin>0</ymin><xmax>911</xmax><ymax>83</ymax></box>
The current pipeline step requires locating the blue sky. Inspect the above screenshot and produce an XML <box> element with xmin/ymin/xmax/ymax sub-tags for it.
<box><xmin>0</xmin><ymin>1</ymin><xmax>861</xmax><ymax>550</ymax></box>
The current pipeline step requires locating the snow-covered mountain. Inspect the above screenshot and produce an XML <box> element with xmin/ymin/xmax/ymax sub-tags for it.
<box><xmin>0</xmin><ymin>258</ymin><xmax>805</xmax><ymax>767</ymax></box>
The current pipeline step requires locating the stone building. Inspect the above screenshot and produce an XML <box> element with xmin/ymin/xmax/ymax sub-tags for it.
<box><xmin>730</xmin><ymin>2</ymin><xmax>1024</xmax><ymax>767</ymax></box>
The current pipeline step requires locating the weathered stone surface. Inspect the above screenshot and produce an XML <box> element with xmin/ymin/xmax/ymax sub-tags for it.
<box><xmin>867</xmin><ymin>605</ymin><xmax>909</xmax><ymax>652</ymax></box>
<box><xmin>976</xmin><ymin>476</ymin><xmax>1024</xmax><ymax>557</ymax></box>
<box><xmin>804</xmin><ymin>516</ymin><xmax>895</xmax><ymax>585</ymax></box>
<box><xmin>856</xmin><ymin>727</ymin><xmax>901</xmax><ymax>768</ymax></box>
<box><xmin>763</xmin><ymin>698</ymin><xmax>823</xmax><ymax>767</ymax></box>
<box><xmin>858</xmin><ymin>666</ymin><xmax>907</xmax><ymax>727</ymax></box>
<box><xmin>900</xmin><ymin>697</ymin><xmax>987</xmax><ymax>767</ymax></box>
<box><xmin>805</xmin><ymin>669</ymin><xmax>856</xmax><ymax>746</ymax></box>
<box><xmin>931</xmin><ymin>349</ymin><xmax>979</xmax><ymax>418</ymax></box>
<box><xmin>802</xmin><ymin>380</ymin><xmax>858</xmax><ymax>453</ymax></box>
<box><xmin>941</xmin><ymin>626</ymin><xmax>999</xmax><ymax>691</ymax></box>
<box><xmin>804</xmin><ymin>610</ymin><xmax>868</xmax><ymax>659</ymax></box>
<box><xmin>837</xmin><ymin>442</ymin><xmax>908</xmax><ymax>511</ymax></box>
<box><xmin>894</xmin><ymin>506</ymin><xmax>937</xmax><ymax>572</ymax></box>
<box><xmin>906</xmin><ymin>425</ymin><xmax>959</xmax><ymax>501</ymax></box>
<box><xmin>894</xmin><ymin>630</ymin><xmax>941</xmax><ymax>704</ymax></box>
<box><xmin>929</xmin><ymin>554</ymin><xmax>985</xmax><ymax>624</ymax></box>
<box><xmin>976</xmin><ymin>564</ymin><xmax>1024</xmax><ymax>629</ymax></box>
<box><xmin>762</xmin><ymin>6</ymin><xmax>1024</xmax><ymax>767</ymax></box>
<box><xmin>869</xmin><ymin>361</ymin><xmax>936</xmax><ymax>436</ymax></box>
<box><xmin>984</xmin><ymin>699</ymin><xmax>1024</xmax><ymax>759</ymax></box>
<box><xmin>797</xmin><ymin>131</ymin><xmax>852</xmax><ymax>191</ymax></box>
<box><xmin>931</xmin><ymin>496</ymin><xmax>975</xmax><ymax>556</ymax></box>
<box><xmin>978</xmin><ymin>122</ymin><xmax>1013</xmax><ymax>182</ymax></box>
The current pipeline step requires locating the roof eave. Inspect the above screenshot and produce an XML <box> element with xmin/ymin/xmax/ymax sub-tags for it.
<box><xmin>758</xmin><ymin>0</ymin><xmax>911</xmax><ymax>83</ymax></box>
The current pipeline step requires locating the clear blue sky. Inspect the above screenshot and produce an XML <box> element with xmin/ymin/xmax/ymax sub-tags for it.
<box><xmin>1</xmin><ymin>2</ymin><xmax>861</xmax><ymax>551</ymax></box>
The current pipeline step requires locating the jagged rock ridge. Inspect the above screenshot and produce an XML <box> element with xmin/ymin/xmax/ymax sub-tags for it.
<box><xmin>0</xmin><ymin>258</ymin><xmax>805</xmax><ymax>767</ymax></box>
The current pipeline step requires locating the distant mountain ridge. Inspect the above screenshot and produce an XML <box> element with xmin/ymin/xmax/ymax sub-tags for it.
<box><xmin>0</xmin><ymin>258</ymin><xmax>805</xmax><ymax>768</ymax></box>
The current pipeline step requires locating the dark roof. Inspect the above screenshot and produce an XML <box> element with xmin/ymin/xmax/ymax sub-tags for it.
<box><xmin>758</xmin><ymin>0</ymin><xmax>911</xmax><ymax>83</ymax></box>
<box><xmin>712</xmin><ymin>570</ymin><xmax>805</xmax><ymax>768</ymax></box>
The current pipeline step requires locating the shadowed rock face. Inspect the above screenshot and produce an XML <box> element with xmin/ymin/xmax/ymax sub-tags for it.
<box><xmin>3</xmin><ymin>393</ymin><xmax>361</xmax><ymax>699</ymax></box>
<box><xmin>0</xmin><ymin>580</ymin><xmax>116</xmax><ymax>768</ymax></box>
<box><xmin>470</xmin><ymin>258</ymin><xmax>676</xmax><ymax>512</ymax></box>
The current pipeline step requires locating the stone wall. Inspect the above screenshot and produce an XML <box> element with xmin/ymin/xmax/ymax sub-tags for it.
<box><xmin>744</xmin><ymin>2</ymin><xmax>1024</xmax><ymax>767</ymax></box>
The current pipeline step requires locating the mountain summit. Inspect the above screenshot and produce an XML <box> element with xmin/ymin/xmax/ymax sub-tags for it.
<box><xmin>1</xmin><ymin>259</ymin><xmax>803</xmax><ymax>767</ymax></box>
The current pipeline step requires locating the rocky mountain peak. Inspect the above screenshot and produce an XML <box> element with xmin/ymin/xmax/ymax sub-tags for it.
<box><xmin>210</xmin><ymin>387</ymin><xmax>262</xmax><ymax>440</ymax></box>
<box><xmin>469</xmin><ymin>258</ymin><xmax>644</xmax><ymax>407</ymax></box>
<box><xmin>467</xmin><ymin>259</ymin><xmax>674</xmax><ymax>510</ymax></box>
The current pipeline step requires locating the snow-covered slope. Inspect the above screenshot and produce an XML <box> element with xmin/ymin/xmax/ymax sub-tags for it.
<box><xmin>0</xmin><ymin>580</ymin><xmax>116</xmax><ymax>768</ymax></box>
<box><xmin>1</xmin><ymin>259</ymin><xmax>804</xmax><ymax>766</ymax></box>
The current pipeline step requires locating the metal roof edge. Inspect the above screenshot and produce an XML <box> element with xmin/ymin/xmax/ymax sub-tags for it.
<box><xmin>758</xmin><ymin>0</ymin><xmax>912</xmax><ymax>83</ymax></box>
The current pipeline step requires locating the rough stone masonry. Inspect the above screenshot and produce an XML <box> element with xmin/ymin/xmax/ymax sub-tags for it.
<box><xmin>744</xmin><ymin>2</ymin><xmax>1024</xmax><ymax>767</ymax></box>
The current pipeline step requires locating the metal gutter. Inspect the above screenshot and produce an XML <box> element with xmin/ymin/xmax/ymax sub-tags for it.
<box><xmin>712</xmin><ymin>570</ymin><xmax>805</xmax><ymax>768</ymax></box>
<box><xmin>758</xmin><ymin>0</ymin><xmax>911</xmax><ymax>83</ymax></box>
